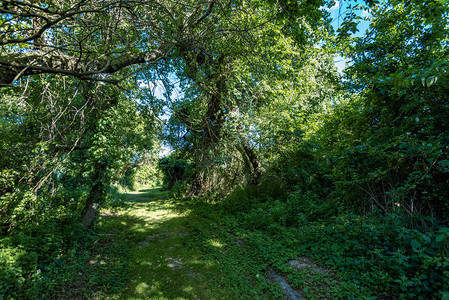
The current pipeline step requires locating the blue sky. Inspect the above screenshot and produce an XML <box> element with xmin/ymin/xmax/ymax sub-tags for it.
<box><xmin>324</xmin><ymin>0</ymin><xmax>372</xmax><ymax>72</ymax></box>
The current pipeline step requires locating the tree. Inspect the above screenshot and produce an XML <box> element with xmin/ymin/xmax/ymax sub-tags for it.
<box><xmin>329</xmin><ymin>0</ymin><xmax>449</xmax><ymax>215</ymax></box>
<box><xmin>0</xmin><ymin>73</ymin><xmax>161</xmax><ymax>229</ymax></box>
<box><xmin>164</xmin><ymin>0</ymin><xmax>333</xmax><ymax>195</ymax></box>
<box><xmin>0</xmin><ymin>75</ymin><xmax>95</xmax><ymax>231</ymax></box>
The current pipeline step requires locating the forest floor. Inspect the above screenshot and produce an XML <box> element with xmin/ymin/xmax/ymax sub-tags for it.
<box><xmin>92</xmin><ymin>186</ymin><xmax>360</xmax><ymax>299</ymax></box>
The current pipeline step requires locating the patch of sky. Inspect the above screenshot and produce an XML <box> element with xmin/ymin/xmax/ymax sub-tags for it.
<box><xmin>138</xmin><ymin>74</ymin><xmax>186</xmax><ymax>157</ymax></box>
<box><xmin>322</xmin><ymin>0</ymin><xmax>372</xmax><ymax>73</ymax></box>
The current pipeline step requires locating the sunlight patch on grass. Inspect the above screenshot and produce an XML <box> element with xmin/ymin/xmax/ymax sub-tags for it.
<box><xmin>183</xmin><ymin>286</ymin><xmax>193</xmax><ymax>291</ymax></box>
<box><xmin>208</xmin><ymin>239</ymin><xmax>225</xmax><ymax>248</ymax></box>
<box><xmin>135</xmin><ymin>282</ymin><xmax>150</xmax><ymax>293</ymax></box>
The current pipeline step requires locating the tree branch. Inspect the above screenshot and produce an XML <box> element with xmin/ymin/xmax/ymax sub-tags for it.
<box><xmin>0</xmin><ymin>42</ymin><xmax>173</xmax><ymax>85</ymax></box>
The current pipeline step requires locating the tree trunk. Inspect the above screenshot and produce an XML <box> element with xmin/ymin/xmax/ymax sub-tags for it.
<box><xmin>188</xmin><ymin>170</ymin><xmax>205</xmax><ymax>196</ymax></box>
<box><xmin>241</xmin><ymin>138</ymin><xmax>262</xmax><ymax>185</ymax></box>
<box><xmin>81</xmin><ymin>161</ymin><xmax>106</xmax><ymax>228</ymax></box>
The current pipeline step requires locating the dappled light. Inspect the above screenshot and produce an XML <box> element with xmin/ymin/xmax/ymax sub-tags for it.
<box><xmin>102</xmin><ymin>187</ymin><xmax>237</xmax><ymax>299</ymax></box>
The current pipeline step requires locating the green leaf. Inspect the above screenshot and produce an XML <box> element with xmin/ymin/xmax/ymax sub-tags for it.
<box><xmin>439</xmin><ymin>227</ymin><xmax>449</xmax><ymax>233</ymax></box>
<box><xmin>426</xmin><ymin>76</ymin><xmax>438</xmax><ymax>87</ymax></box>
<box><xmin>436</xmin><ymin>234</ymin><xmax>445</xmax><ymax>243</ymax></box>
<box><xmin>411</xmin><ymin>239</ymin><xmax>421</xmax><ymax>251</ymax></box>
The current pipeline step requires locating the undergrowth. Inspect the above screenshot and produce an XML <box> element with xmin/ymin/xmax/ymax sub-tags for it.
<box><xmin>0</xmin><ymin>207</ymin><xmax>129</xmax><ymax>299</ymax></box>
<box><xmin>173</xmin><ymin>184</ymin><xmax>449</xmax><ymax>299</ymax></box>
<box><xmin>2</xmin><ymin>184</ymin><xmax>448</xmax><ymax>299</ymax></box>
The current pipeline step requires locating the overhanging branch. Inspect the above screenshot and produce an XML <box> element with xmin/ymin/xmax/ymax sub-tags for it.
<box><xmin>0</xmin><ymin>43</ymin><xmax>174</xmax><ymax>85</ymax></box>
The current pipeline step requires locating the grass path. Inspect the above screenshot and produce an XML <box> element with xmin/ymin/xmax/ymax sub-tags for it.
<box><xmin>99</xmin><ymin>187</ymin><xmax>233</xmax><ymax>299</ymax></box>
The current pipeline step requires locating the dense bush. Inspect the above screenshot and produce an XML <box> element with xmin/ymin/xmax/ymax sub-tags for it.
<box><xmin>296</xmin><ymin>214</ymin><xmax>449</xmax><ymax>298</ymax></box>
<box><xmin>221</xmin><ymin>179</ymin><xmax>287</xmax><ymax>214</ymax></box>
<box><xmin>217</xmin><ymin>185</ymin><xmax>449</xmax><ymax>298</ymax></box>
<box><xmin>159</xmin><ymin>155</ymin><xmax>190</xmax><ymax>190</ymax></box>
<box><xmin>0</xmin><ymin>215</ymin><xmax>129</xmax><ymax>299</ymax></box>
<box><xmin>0</xmin><ymin>218</ymin><xmax>89</xmax><ymax>298</ymax></box>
